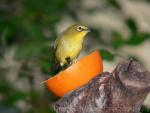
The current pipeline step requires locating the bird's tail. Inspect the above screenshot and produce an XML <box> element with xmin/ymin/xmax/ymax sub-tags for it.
<box><xmin>51</xmin><ymin>63</ymin><xmax>59</xmax><ymax>71</ymax></box>
<box><xmin>50</xmin><ymin>62</ymin><xmax>61</xmax><ymax>75</ymax></box>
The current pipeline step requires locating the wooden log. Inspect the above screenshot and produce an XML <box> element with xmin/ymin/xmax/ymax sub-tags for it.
<box><xmin>53</xmin><ymin>61</ymin><xmax>150</xmax><ymax>113</ymax></box>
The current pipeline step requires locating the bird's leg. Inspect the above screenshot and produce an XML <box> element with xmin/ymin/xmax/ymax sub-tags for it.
<box><xmin>65</xmin><ymin>57</ymin><xmax>72</xmax><ymax>65</ymax></box>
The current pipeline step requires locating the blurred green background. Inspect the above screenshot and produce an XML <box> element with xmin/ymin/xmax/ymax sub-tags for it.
<box><xmin>0</xmin><ymin>0</ymin><xmax>150</xmax><ymax>113</ymax></box>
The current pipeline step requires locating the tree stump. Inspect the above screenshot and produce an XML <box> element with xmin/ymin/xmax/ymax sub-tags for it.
<box><xmin>53</xmin><ymin>61</ymin><xmax>150</xmax><ymax>113</ymax></box>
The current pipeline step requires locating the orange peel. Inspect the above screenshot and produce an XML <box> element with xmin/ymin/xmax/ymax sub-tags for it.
<box><xmin>45</xmin><ymin>50</ymin><xmax>103</xmax><ymax>97</ymax></box>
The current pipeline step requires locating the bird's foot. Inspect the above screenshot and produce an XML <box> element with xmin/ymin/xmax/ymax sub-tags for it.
<box><xmin>65</xmin><ymin>57</ymin><xmax>72</xmax><ymax>65</ymax></box>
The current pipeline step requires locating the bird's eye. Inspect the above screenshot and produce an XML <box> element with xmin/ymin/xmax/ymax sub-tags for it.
<box><xmin>76</xmin><ymin>26</ymin><xmax>83</xmax><ymax>32</ymax></box>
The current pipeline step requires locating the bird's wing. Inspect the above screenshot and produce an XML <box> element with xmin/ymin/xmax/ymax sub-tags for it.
<box><xmin>53</xmin><ymin>36</ymin><xmax>62</xmax><ymax>54</ymax></box>
<box><xmin>50</xmin><ymin>37</ymin><xmax>60</xmax><ymax>71</ymax></box>
<box><xmin>52</xmin><ymin>36</ymin><xmax>62</xmax><ymax>63</ymax></box>
<box><xmin>53</xmin><ymin>39</ymin><xmax>59</xmax><ymax>50</ymax></box>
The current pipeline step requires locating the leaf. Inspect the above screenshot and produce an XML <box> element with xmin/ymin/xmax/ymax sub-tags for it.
<box><xmin>126</xmin><ymin>34</ymin><xmax>146</xmax><ymax>45</ymax></box>
<box><xmin>0</xmin><ymin>83</ymin><xmax>11</xmax><ymax>94</ymax></box>
<box><xmin>21</xmin><ymin>20</ymin><xmax>45</xmax><ymax>40</ymax></box>
<box><xmin>99</xmin><ymin>49</ymin><xmax>114</xmax><ymax>61</ymax></box>
<box><xmin>17</xmin><ymin>64</ymin><xmax>32</xmax><ymax>80</ymax></box>
<box><xmin>24</xmin><ymin>0</ymin><xmax>69</xmax><ymax>14</ymax></box>
<box><xmin>49</xmin><ymin>107</ymin><xmax>56</xmax><ymax>113</ymax></box>
<box><xmin>141</xmin><ymin>32</ymin><xmax>150</xmax><ymax>40</ymax></box>
<box><xmin>140</xmin><ymin>106</ymin><xmax>150</xmax><ymax>113</ymax></box>
<box><xmin>38</xmin><ymin>107</ymin><xmax>56</xmax><ymax>113</ymax></box>
<box><xmin>27</xmin><ymin>90</ymin><xmax>39</xmax><ymax>100</ymax></box>
<box><xmin>4</xmin><ymin>90</ymin><xmax>26</xmax><ymax>106</ymax></box>
<box><xmin>1</xmin><ymin>16</ymin><xmax>23</xmax><ymax>45</ymax></box>
<box><xmin>112</xmin><ymin>32</ymin><xmax>125</xmax><ymax>49</ymax></box>
<box><xmin>107</xmin><ymin>0</ymin><xmax>121</xmax><ymax>9</ymax></box>
<box><xmin>40</xmin><ymin>59</ymin><xmax>51</xmax><ymax>74</ymax></box>
<box><xmin>125</xmin><ymin>18</ymin><xmax>137</xmax><ymax>33</ymax></box>
<box><xmin>15</xmin><ymin>40</ymin><xmax>48</xmax><ymax>60</ymax></box>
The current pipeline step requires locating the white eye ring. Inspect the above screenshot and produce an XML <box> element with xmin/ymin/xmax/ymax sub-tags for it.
<box><xmin>76</xmin><ymin>26</ymin><xmax>83</xmax><ymax>32</ymax></box>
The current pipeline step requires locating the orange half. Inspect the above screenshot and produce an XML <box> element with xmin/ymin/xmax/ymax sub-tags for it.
<box><xmin>45</xmin><ymin>50</ymin><xmax>103</xmax><ymax>97</ymax></box>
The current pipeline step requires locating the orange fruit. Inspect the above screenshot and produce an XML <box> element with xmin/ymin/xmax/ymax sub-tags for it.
<box><xmin>45</xmin><ymin>50</ymin><xmax>103</xmax><ymax>97</ymax></box>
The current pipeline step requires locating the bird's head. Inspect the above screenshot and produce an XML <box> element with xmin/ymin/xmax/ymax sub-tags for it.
<box><xmin>62</xmin><ymin>24</ymin><xmax>90</xmax><ymax>39</ymax></box>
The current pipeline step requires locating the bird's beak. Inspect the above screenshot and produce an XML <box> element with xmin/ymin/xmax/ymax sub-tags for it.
<box><xmin>87</xmin><ymin>28</ymin><xmax>91</xmax><ymax>32</ymax></box>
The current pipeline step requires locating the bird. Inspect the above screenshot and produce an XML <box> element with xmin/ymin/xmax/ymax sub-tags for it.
<box><xmin>52</xmin><ymin>24</ymin><xmax>90</xmax><ymax>70</ymax></box>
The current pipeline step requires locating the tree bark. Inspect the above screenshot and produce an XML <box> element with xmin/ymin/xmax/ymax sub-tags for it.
<box><xmin>53</xmin><ymin>61</ymin><xmax>150</xmax><ymax>113</ymax></box>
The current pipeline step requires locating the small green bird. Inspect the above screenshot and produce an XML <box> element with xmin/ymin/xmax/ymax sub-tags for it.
<box><xmin>53</xmin><ymin>24</ymin><xmax>90</xmax><ymax>69</ymax></box>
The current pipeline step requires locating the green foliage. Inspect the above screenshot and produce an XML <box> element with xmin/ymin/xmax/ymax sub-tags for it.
<box><xmin>126</xmin><ymin>33</ymin><xmax>149</xmax><ymax>45</ymax></box>
<box><xmin>99</xmin><ymin>49</ymin><xmax>114</xmax><ymax>61</ymax></box>
<box><xmin>15</xmin><ymin>40</ymin><xmax>48</xmax><ymax>60</ymax></box>
<box><xmin>4</xmin><ymin>90</ymin><xmax>26</xmax><ymax>106</ymax></box>
<box><xmin>26</xmin><ymin>90</ymin><xmax>39</xmax><ymax>100</ymax></box>
<box><xmin>0</xmin><ymin>0</ymin><xmax>150</xmax><ymax>113</ymax></box>
<box><xmin>125</xmin><ymin>18</ymin><xmax>138</xmax><ymax>34</ymax></box>
<box><xmin>0</xmin><ymin>80</ymin><xmax>25</xmax><ymax>106</ymax></box>
<box><xmin>106</xmin><ymin>0</ymin><xmax>121</xmax><ymax>9</ymax></box>
<box><xmin>40</xmin><ymin>59</ymin><xmax>51</xmax><ymax>74</ymax></box>
<box><xmin>112</xmin><ymin>32</ymin><xmax>125</xmax><ymax>49</ymax></box>
<box><xmin>0</xmin><ymin>81</ymin><xmax>11</xmax><ymax>94</ymax></box>
<box><xmin>49</xmin><ymin>107</ymin><xmax>56</xmax><ymax>113</ymax></box>
<box><xmin>140</xmin><ymin>106</ymin><xmax>150</xmax><ymax>113</ymax></box>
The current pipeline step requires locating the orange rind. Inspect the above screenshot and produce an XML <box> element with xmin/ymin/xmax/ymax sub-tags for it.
<box><xmin>45</xmin><ymin>50</ymin><xmax>103</xmax><ymax>97</ymax></box>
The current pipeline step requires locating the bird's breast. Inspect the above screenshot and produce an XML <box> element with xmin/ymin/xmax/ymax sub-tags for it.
<box><xmin>55</xmin><ymin>37</ymin><xmax>84</xmax><ymax>64</ymax></box>
<box><xmin>62</xmin><ymin>40</ymin><xmax>82</xmax><ymax>55</ymax></box>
